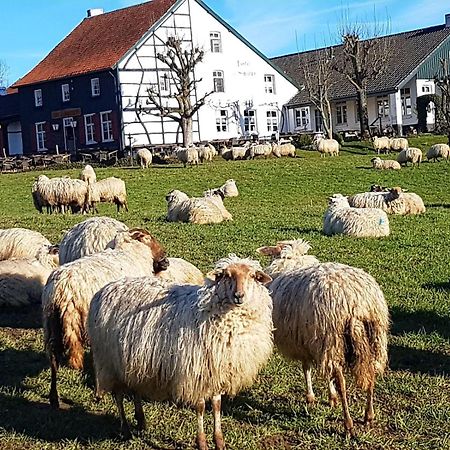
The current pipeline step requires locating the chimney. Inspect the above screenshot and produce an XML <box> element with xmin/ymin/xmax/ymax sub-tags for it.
<box><xmin>446</xmin><ymin>13</ymin><xmax>450</xmax><ymax>28</ymax></box>
<box><xmin>87</xmin><ymin>8</ymin><xmax>104</xmax><ymax>18</ymax></box>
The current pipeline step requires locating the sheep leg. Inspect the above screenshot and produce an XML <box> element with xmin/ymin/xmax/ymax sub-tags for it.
<box><xmin>212</xmin><ymin>394</ymin><xmax>225</xmax><ymax>450</ymax></box>
<box><xmin>334</xmin><ymin>367</ymin><xmax>354</xmax><ymax>436</ymax></box>
<box><xmin>364</xmin><ymin>381</ymin><xmax>375</xmax><ymax>427</ymax></box>
<box><xmin>303</xmin><ymin>363</ymin><xmax>315</xmax><ymax>404</ymax></box>
<box><xmin>113</xmin><ymin>392</ymin><xmax>132</xmax><ymax>439</ymax></box>
<box><xmin>49</xmin><ymin>352</ymin><xmax>60</xmax><ymax>408</ymax></box>
<box><xmin>133</xmin><ymin>394</ymin><xmax>146</xmax><ymax>431</ymax></box>
<box><xmin>328</xmin><ymin>379</ymin><xmax>339</xmax><ymax>407</ymax></box>
<box><xmin>196</xmin><ymin>398</ymin><xmax>208</xmax><ymax>450</ymax></box>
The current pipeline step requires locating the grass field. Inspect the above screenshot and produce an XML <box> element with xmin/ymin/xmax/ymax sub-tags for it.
<box><xmin>0</xmin><ymin>137</ymin><xmax>449</xmax><ymax>449</ymax></box>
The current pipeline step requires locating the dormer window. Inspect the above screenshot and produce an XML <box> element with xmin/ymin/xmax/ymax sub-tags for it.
<box><xmin>34</xmin><ymin>89</ymin><xmax>43</xmax><ymax>107</ymax></box>
<box><xmin>62</xmin><ymin>84</ymin><xmax>70</xmax><ymax>102</ymax></box>
<box><xmin>91</xmin><ymin>78</ymin><xmax>100</xmax><ymax>97</ymax></box>
<box><xmin>210</xmin><ymin>32</ymin><xmax>222</xmax><ymax>53</ymax></box>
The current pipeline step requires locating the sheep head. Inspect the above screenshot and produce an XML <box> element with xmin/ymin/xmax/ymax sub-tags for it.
<box><xmin>257</xmin><ymin>239</ymin><xmax>312</xmax><ymax>261</ymax></box>
<box><xmin>166</xmin><ymin>190</ymin><xmax>189</xmax><ymax>204</ymax></box>
<box><xmin>388</xmin><ymin>186</ymin><xmax>403</xmax><ymax>200</ymax></box>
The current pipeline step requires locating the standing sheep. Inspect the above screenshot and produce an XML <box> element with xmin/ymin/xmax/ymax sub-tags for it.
<box><xmin>58</xmin><ymin>216</ymin><xmax>129</xmax><ymax>264</ymax></box>
<box><xmin>372</xmin><ymin>136</ymin><xmax>391</xmax><ymax>154</ymax></box>
<box><xmin>390</xmin><ymin>137</ymin><xmax>408</xmax><ymax>152</ymax></box>
<box><xmin>323</xmin><ymin>194</ymin><xmax>390</xmax><ymax>238</ymax></box>
<box><xmin>426</xmin><ymin>143</ymin><xmax>450</xmax><ymax>162</ymax></box>
<box><xmin>176</xmin><ymin>147</ymin><xmax>199</xmax><ymax>167</ymax></box>
<box><xmin>137</xmin><ymin>148</ymin><xmax>153</xmax><ymax>168</ymax></box>
<box><xmin>397</xmin><ymin>147</ymin><xmax>422</xmax><ymax>167</ymax></box>
<box><xmin>80</xmin><ymin>165</ymin><xmax>97</xmax><ymax>185</ymax></box>
<box><xmin>270</xmin><ymin>262</ymin><xmax>390</xmax><ymax>434</ymax></box>
<box><xmin>371</xmin><ymin>157</ymin><xmax>401</xmax><ymax>170</ymax></box>
<box><xmin>197</xmin><ymin>145</ymin><xmax>215</xmax><ymax>163</ymax></box>
<box><xmin>42</xmin><ymin>229</ymin><xmax>169</xmax><ymax>408</ymax></box>
<box><xmin>272</xmin><ymin>142</ymin><xmax>296</xmax><ymax>158</ymax></box>
<box><xmin>88</xmin><ymin>255</ymin><xmax>273</xmax><ymax>446</ymax></box>
<box><xmin>0</xmin><ymin>228</ymin><xmax>51</xmax><ymax>261</ymax></box>
<box><xmin>314</xmin><ymin>135</ymin><xmax>340</xmax><ymax>157</ymax></box>
<box><xmin>89</xmin><ymin>177</ymin><xmax>128</xmax><ymax>212</ymax></box>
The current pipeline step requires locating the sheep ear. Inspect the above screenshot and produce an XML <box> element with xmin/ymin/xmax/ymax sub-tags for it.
<box><xmin>129</xmin><ymin>228</ymin><xmax>150</xmax><ymax>242</ymax></box>
<box><xmin>206</xmin><ymin>269</ymin><xmax>222</xmax><ymax>281</ymax></box>
<box><xmin>49</xmin><ymin>245</ymin><xmax>59</xmax><ymax>255</ymax></box>
<box><xmin>255</xmin><ymin>271</ymin><xmax>272</xmax><ymax>285</ymax></box>
<box><xmin>256</xmin><ymin>246</ymin><xmax>281</xmax><ymax>256</ymax></box>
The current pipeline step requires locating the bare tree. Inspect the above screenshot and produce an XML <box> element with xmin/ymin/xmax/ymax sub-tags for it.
<box><xmin>302</xmin><ymin>47</ymin><xmax>335</xmax><ymax>138</ymax></box>
<box><xmin>435</xmin><ymin>57</ymin><xmax>450</xmax><ymax>144</ymax></box>
<box><xmin>332</xmin><ymin>19</ymin><xmax>391</xmax><ymax>137</ymax></box>
<box><xmin>0</xmin><ymin>60</ymin><xmax>9</xmax><ymax>88</ymax></box>
<box><xmin>143</xmin><ymin>36</ymin><xmax>212</xmax><ymax>146</ymax></box>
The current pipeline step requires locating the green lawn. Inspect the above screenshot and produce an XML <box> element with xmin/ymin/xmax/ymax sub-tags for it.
<box><xmin>0</xmin><ymin>137</ymin><xmax>449</xmax><ymax>449</ymax></box>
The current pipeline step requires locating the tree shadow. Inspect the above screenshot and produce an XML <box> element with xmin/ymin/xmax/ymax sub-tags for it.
<box><xmin>0</xmin><ymin>305</ymin><xmax>42</xmax><ymax>329</ymax></box>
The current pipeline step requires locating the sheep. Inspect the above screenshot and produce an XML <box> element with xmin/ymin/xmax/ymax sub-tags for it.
<box><xmin>270</xmin><ymin>262</ymin><xmax>390</xmax><ymax>434</ymax></box>
<box><xmin>0</xmin><ymin>244</ymin><xmax>59</xmax><ymax>307</ymax></box>
<box><xmin>272</xmin><ymin>142</ymin><xmax>296</xmax><ymax>158</ymax></box>
<box><xmin>176</xmin><ymin>147</ymin><xmax>199</xmax><ymax>167</ymax></box>
<box><xmin>204</xmin><ymin>179</ymin><xmax>239</xmax><ymax>198</ymax></box>
<box><xmin>0</xmin><ymin>228</ymin><xmax>51</xmax><ymax>261</ymax></box>
<box><xmin>220</xmin><ymin>145</ymin><xmax>248</xmax><ymax>161</ymax></box>
<box><xmin>203</xmin><ymin>190</ymin><xmax>233</xmax><ymax>221</ymax></box>
<box><xmin>348</xmin><ymin>187</ymin><xmax>426</xmax><ymax>215</ymax></box>
<box><xmin>89</xmin><ymin>177</ymin><xmax>128</xmax><ymax>213</ymax></box>
<box><xmin>197</xmin><ymin>145</ymin><xmax>215</xmax><ymax>163</ymax></box>
<box><xmin>256</xmin><ymin>239</ymin><xmax>319</xmax><ymax>279</ymax></box>
<box><xmin>42</xmin><ymin>228</ymin><xmax>169</xmax><ymax>408</ymax></box>
<box><xmin>323</xmin><ymin>194</ymin><xmax>390</xmax><ymax>238</ymax></box>
<box><xmin>426</xmin><ymin>143</ymin><xmax>450</xmax><ymax>162</ymax></box>
<box><xmin>58</xmin><ymin>216</ymin><xmax>129</xmax><ymax>264</ymax></box>
<box><xmin>371</xmin><ymin>157</ymin><xmax>401</xmax><ymax>170</ymax></box>
<box><xmin>390</xmin><ymin>137</ymin><xmax>409</xmax><ymax>152</ymax></box>
<box><xmin>136</xmin><ymin>148</ymin><xmax>153</xmax><ymax>168</ymax></box>
<box><xmin>247</xmin><ymin>143</ymin><xmax>272</xmax><ymax>159</ymax></box>
<box><xmin>372</xmin><ymin>136</ymin><xmax>391</xmax><ymax>154</ymax></box>
<box><xmin>87</xmin><ymin>254</ymin><xmax>273</xmax><ymax>446</ymax></box>
<box><xmin>397</xmin><ymin>147</ymin><xmax>422</xmax><ymax>167</ymax></box>
<box><xmin>166</xmin><ymin>190</ymin><xmax>232</xmax><ymax>224</ymax></box>
<box><xmin>314</xmin><ymin>135</ymin><xmax>340</xmax><ymax>157</ymax></box>
<box><xmin>80</xmin><ymin>165</ymin><xmax>97</xmax><ymax>185</ymax></box>
<box><xmin>157</xmin><ymin>257</ymin><xmax>204</xmax><ymax>285</ymax></box>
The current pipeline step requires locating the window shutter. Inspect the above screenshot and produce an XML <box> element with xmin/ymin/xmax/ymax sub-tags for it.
<box><xmin>31</xmin><ymin>126</ymin><xmax>37</xmax><ymax>152</ymax></box>
<box><xmin>79</xmin><ymin>117</ymin><xmax>86</xmax><ymax>145</ymax></box>
<box><xmin>93</xmin><ymin>113</ymin><xmax>101</xmax><ymax>143</ymax></box>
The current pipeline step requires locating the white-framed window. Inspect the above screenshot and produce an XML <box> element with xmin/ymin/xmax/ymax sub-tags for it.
<box><xmin>336</xmin><ymin>102</ymin><xmax>347</xmax><ymax>125</ymax></box>
<box><xmin>35</xmin><ymin>122</ymin><xmax>46</xmax><ymax>151</ymax></box>
<box><xmin>401</xmin><ymin>88</ymin><xmax>412</xmax><ymax>116</ymax></box>
<box><xmin>91</xmin><ymin>78</ymin><xmax>100</xmax><ymax>97</ymax></box>
<box><xmin>62</xmin><ymin>84</ymin><xmax>70</xmax><ymax>102</ymax></box>
<box><xmin>84</xmin><ymin>114</ymin><xmax>96</xmax><ymax>144</ymax></box>
<box><xmin>377</xmin><ymin>96</ymin><xmax>389</xmax><ymax>117</ymax></box>
<box><xmin>266</xmin><ymin>110</ymin><xmax>278</xmax><ymax>132</ymax></box>
<box><xmin>216</xmin><ymin>109</ymin><xmax>228</xmax><ymax>132</ymax></box>
<box><xmin>213</xmin><ymin>70</ymin><xmax>224</xmax><ymax>93</ymax></box>
<box><xmin>264</xmin><ymin>74</ymin><xmax>275</xmax><ymax>94</ymax></box>
<box><xmin>100</xmin><ymin>111</ymin><xmax>113</xmax><ymax>142</ymax></box>
<box><xmin>244</xmin><ymin>109</ymin><xmax>257</xmax><ymax>133</ymax></box>
<box><xmin>422</xmin><ymin>84</ymin><xmax>431</xmax><ymax>93</ymax></box>
<box><xmin>210</xmin><ymin>32</ymin><xmax>222</xmax><ymax>53</ymax></box>
<box><xmin>295</xmin><ymin>107</ymin><xmax>310</xmax><ymax>129</ymax></box>
<box><xmin>159</xmin><ymin>73</ymin><xmax>170</xmax><ymax>92</ymax></box>
<box><xmin>34</xmin><ymin>89</ymin><xmax>43</xmax><ymax>107</ymax></box>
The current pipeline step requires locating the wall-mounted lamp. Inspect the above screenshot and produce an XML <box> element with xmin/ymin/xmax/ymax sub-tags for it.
<box><xmin>52</xmin><ymin>123</ymin><xmax>60</xmax><ymax>131</ymax></box>
<box><xmin>70</xmin><ymin>119</ymin><xmax>77</xmax><ymax>128</ymax></box>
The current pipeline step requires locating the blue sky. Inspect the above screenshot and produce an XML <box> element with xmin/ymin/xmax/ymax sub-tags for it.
<box><xmin>0</xmin><ymin>0</ymin><xmax>448</xmax><ymax>85</ymax></box>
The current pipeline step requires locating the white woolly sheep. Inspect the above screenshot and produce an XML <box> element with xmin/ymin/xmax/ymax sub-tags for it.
<box><xmin>197</xmin><ymin>145</ymin><xmax>215</xmax><ymax>163</ymax></box>
<box><xmin>0</xmin><ymin>228</ymin><xmax>51</xmax><ymax>261</ymax></box>
<box><xmin>87</xmin><ymin>254</ymin><xmax>273</xmax><ymax>446</ymax></box>
<box><xmin>371</xmin><ymin>157</ymin><xmax>401</xmax><ymax>170</ymax></box>
<box><xmin>204</xmin><ymin>179</ymin><xmax>239</xmax><ymax>198</ymax></box>
<box><xmin>166</xmin><ymin>190</ymin><xmax>232</xmax><ymax>224</ymax></box>
<box><xmin>372</xmin><ymin>136</ymin><xmax>391</xmax><ymax>154</ymax></box>
<box><xmin>89</xmin><ymin>177</ymin><xmax>128</xmax><ymax>212</ymax></box>
<box><xmin>427</xmin><ymin>143</ymin><xmax>450</xmax><ymax>162</ymax></box>
<box><xmin>0</xmin><ymin>244</ymin><xmax>59</xmax><ymax>307</ymax></box>
<box><xmin>257</xmin><ymin>239</ymin><xmax>319</xmax><ymax>279</ymax></box>
<box><xmin>390</xmin><ymin>137</ymin><xmax>408</xmax><ymax>152</ymax></box>
<box><xmin>314</xmin><ymin>136</ymin><xmax>339</xmax><ymax>157</ymax></box>
<box><xmin>272</xmin><ymin>142</ymin><xmax>296</xmax><ymax>158</ymax></box>
<box><xmin>348</xmin><ymin>187</ymin><xmax>426</xmax><ymax>215</ymax></box>
<box><xmin>58</xmin><ymin>216</ymin><xmax>129</xmax><ymax>264</ymax></box>
<box><xmin>42</xmin><ymin>228</ymin><xmax>169</xmax><ymax>408</ymax></box>
<box><xmin>220</xmin><ymin>144</ymin><xmax>248</xmax><ymax>161</ymax></box>
<box><xmin>270</xmin><ymin>262</ymin><xmax>390</xmax><ymax>434</ymax></box>
<box><xmin>323</xmin><ymin>194</ymin><xmax>390</xmax><ymax>238</ymax></box>
<box><xmin>203</xmin><ymin>191</ymin><xmax>233</xmax><ymax>221</ymax></box>
<box><xmin>80</xmin><ymin>165</ymin><xmax>97</xmax><ymax>185</ymax></box>
<box><xmin>176</xmin><ymin>147</ymin><xmax>199</xmax><ymax>167</ymax></box>
<box><xmin>157</xmin><ymin>257</ymin><xmax>204</xmax><ymax>285</ymax></box>
<box><xmin>397</xmin><ymin>147</ymin><xmax>422</xmax><ymax>167</ymax></box>
<box><xmin>137</xmin><ymin>148</ymin><xmax>153</xmax><ymax>168</ymax></box>
<box><xmin>247</xmin><ymin>143</ymin><xmax>272</xmax><ymax>159</ymax></box>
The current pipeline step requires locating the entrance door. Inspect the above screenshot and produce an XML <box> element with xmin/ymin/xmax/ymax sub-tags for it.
<box><xmin>7</xmin><ymin>121</ymin><xmax>23</xmax><ymax>155</ymax></box>
<box><xmin>63</xmin><ymin>117</ymin><xmax>77</xmax><ymax>155</ymax></box>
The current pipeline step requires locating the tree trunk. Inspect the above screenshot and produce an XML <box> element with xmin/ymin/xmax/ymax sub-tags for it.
<box><xmin>357</xmin><ymin>90</ymin><xmax>369</xmax><ymax>137</ymax></box>
<box><xmin>181</xmin><ymin>117</ymin><xmax>193</xmax><ymax>147</ymax></box>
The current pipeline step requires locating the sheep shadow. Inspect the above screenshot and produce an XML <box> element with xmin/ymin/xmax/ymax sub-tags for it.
<box><xmin>426</xmin><ymin>203</ymin><xmax>450</xmax><ymax>209</ymax></box>
<box><xmin>0</xmin><ymin>305</ymin><xmax>42</xmax><ymax>329</ymax></box>
<box><xmin>423</xmin><ymin>281</ymin><xmax>450</xmax><ymax>292</ymax></box>
<box><xmin>273</xmin><ymin>227</ymin><xmax>321</xmax><ymax>235</ymax></box>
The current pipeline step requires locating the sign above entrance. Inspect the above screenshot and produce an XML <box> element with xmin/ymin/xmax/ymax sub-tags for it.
<box><xmin>51</xmin><ymin>108</ymin><xmax>81</xmax><ymax>119</ymax></box>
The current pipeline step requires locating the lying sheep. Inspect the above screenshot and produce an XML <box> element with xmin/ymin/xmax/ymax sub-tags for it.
<box><xmin>204</xmin><ymin>179</ymin><xmax>239</xmax><ymax>198</ymax></box>
<box><xmin>348</xmin><ymin>187</ymin><xmax>426</xmax><ymax>215</ymax></box>
<box><xmin>80</xmin><ymin>165</ymin><xmax>96</xmax><ymax>186</ymax></box>
<box><xmin>390</xmin><ymin>137</ymin><xmax>408</xmax><ymax>152</ymax></box>
<box><xmin>88</xmin><ymin>255</ymin><xmax>273</xmax><ymax>445</ymax></box>
<box><xmin>0</xmin><ymin>244</ymin><xmax>59</xmax><ymax>307</ymax></box>
<box><xmin>43</xmin><ymin>228</ymin><xmax>169</xmax><ymax>408</ymax></box>
<box><xmin>0</xmin><ymin>228</ymin><xmax>51</xmax><ymax>260</ymax></box>
<box><xmin>59</xmin><ymin>216</ymin><xmax>129</xmax><ymax>264</ymax></box>
<box><xmin>176</xmin><ymin>147</ymin><xmax>199</xmax><ymax>167</ymax></box>
<box><xmin>166</xmin><ymin>190</ymin><xmax>232</xmax><ymax>224</ymax></box>
<box><xmin>203</xmin><ymin>191</ymin><xmax>233</xmax><ymax>221</ymax></box>
<box><xmin>257</xmin><ymin>239</ymin><xmax>319</xmax><ymax>279</ymax></box>
<box><xmin>372</xmin><ymin>136</ymin><xmax>390</xmax><ymax>154</ymax></box>
<box><xmin>270</xmin><ymin>262</ymin><xmax>389</xmax><ymax>434</ymax></box>
<box><xmin>314</xmin><ymin>136</ymin><xmax>339</xmax><ymax>157</ymax></box>
<box><xmin>136</xmin><ymin>148</ymin><xmax>153</xmax><ymax>168</ymax></box>
<box><xmin>89</xmin><ymin>177</ymin><xmax>128</xmax><ymax>212</ymax></box>
<box><xmin>397</xmin><ymin>147</ymin><xmax>422</xmax><ymax>167</ymax></box>
<box><xmin>272</xmin><ymin>142</ymin><xmax>296</xmax><ymax>158</ymax></box>
<box><xmin>323</xmin><ymin>194</ymin><xmax>390</xmax><ymax>238</ymax></box>
<box><xmin>427</xmin><ymin>143</ymin><xmax>450</xmax><ymax>162</ymax></box>
<box><xmin>157</xmin><ymin>257</ymin><xmax>204</xmax><ymax>285</ymax></box>
<box><xmin>371</xmin><ymin>157</ymin><xmax>401</xmax><ymax>170</ymax></box>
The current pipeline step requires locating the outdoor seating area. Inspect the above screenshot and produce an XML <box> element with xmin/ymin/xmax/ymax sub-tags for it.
<box><xmin>0</xmin><ymin>154</ymin><xmax>71</xmax><ymax>173</ymax></box>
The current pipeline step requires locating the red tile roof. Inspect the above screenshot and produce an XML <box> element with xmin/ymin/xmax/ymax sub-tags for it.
<box><xmin>13</xmin><ymin>0</ymin><xmax>178</xmax><ymax>87</ymax></box>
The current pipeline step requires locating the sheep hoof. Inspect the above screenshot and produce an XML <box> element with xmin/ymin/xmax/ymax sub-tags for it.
<box><xmin>345</xmin><ymin>423</ymin><xmax>356</xmax><ymax>438</ymax></box>
<box><xmin>196</xmin><ymin>432</ymin><xmax>208</xmax><ymax>450</ymax></box>
<box><xmin>329</xmin><ymin>395</ymin><xmax>339</xmax><ymax>407</ymax></box>
<box><xmin>306</xmin><ymin>393</ymin><xmax>316</xmax><ymax>405</ymax></box>
<box><xmin>214</xmin><ymin>432</ymin><xmax>225</xmax><ymax>450</ymax></box>
<box><xmin>49</xmin><ymin>395</ymin><xmax>60</xmax><ymax>409</ymax></box>
<box><xmin>120</xmin><ymin>426</ymin><xmax>132</xmax><ymax>441</ymax></box>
